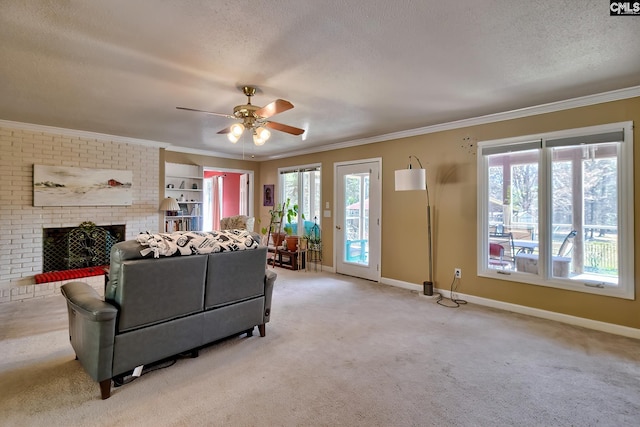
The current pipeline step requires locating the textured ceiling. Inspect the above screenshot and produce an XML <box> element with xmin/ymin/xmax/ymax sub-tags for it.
<box><xmin>1</xmin><ymin>1</ymin><xmax>639</xmax><ymax>160</ymax></box>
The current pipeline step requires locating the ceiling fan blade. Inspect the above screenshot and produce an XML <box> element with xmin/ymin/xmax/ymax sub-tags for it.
<box><xmin>255</xmin><ymin>99</ymin><xmax>294</xmax><ymax>119</ymax></box>
<box><xmin>217</xmin><ymin>126</ymin><xmax>233</xmax><ymax>134</ymax></box>
<box><xmin>264</xmin><ymin>121</ymin><xmax>305</xmax><ymax>136</ymax></box>
<box><xmin>176</xmin><ymin>106</ymin><xmax>236</xmax><ymax>119</ymax></box>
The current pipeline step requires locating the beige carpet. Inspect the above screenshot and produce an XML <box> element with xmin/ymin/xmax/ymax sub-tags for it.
<box><xmin>1</xmin><ymin>269</ymin><xmax>639</xmax><ymax>426</ymax></box>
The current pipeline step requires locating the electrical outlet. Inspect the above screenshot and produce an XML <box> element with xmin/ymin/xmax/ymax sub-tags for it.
<box><xmin>454</xmin><ymin>268</ymin><xmax>462</xmax><ymax>278</ymax></box>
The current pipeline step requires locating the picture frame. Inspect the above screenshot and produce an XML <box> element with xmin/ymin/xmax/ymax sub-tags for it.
<box><xmin>33</xmin><ymin>165</ymin><xmax>133</xmax><ymax>206</ymax></box>
<box><xmin>263</xmin><ymin>184</ymin><xmax>274</xmax><ymax>206</ymax></box>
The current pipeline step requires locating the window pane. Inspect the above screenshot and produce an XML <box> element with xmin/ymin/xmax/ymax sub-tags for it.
<box><xmin>487</xmin><ymin>150</ymin><xmax>539</xmax><ymax>272</ymax></box>
<box><xmin>301</xmin><ymin>170</ymin><xmax>321</xmax><ymax>226</ymax></box>
<box><xmin>280</xmin><ymin>167</ymin><xmax>321</xmax><ymax>236</ymax></box>
<box><xmin>282</xmin><ymin>171</ymin><xmax>298</xmax><ymax>209</ymax></box>
<box><xmin>489</xmin><ymin>165</ymin><xmax>504</xmax><ymax>225</ymax></box>
<box><xmin>344</xmin><ymin>173</ymin><xmax>369</xmax><ymax>265</ymax></box>
<box><xmin>511</xmin><ymin>163</ymin><xmax>538</xmax><ymax>229</ymax></box>
<box><xmin>550</xmin><ymin>143</ymin><xmax>618</xmax><ymax>284</ymax></box>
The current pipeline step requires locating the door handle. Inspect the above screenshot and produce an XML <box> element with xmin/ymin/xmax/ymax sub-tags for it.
<box><xmin>336</xmin><ymin>225</ymin><xmax>342</xmax><ymax>230</ymax></box>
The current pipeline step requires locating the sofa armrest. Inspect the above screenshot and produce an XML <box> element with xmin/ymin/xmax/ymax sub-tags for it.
<box><xmin>263</xmin><ymin>269</ymin><xmax>277</xmax><ymax>323</ymax></box>
<box><xmin>61</xmin><ymin>281</ymin><xmax>118</xmax><ymax>383</ymax></box>
<box><xmin>62</xmin><ymin>281</ymin><xmax>118</xmax><ymax>322</ymax></box>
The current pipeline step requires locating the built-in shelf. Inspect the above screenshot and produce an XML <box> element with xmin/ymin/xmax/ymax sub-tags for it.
<box><xmin>164</xmin><ymin>163</ymin><xmax>203</xmax><ymax>232</ymax></box>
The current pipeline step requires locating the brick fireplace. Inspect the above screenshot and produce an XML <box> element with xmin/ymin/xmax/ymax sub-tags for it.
<box><xmin>0</xmin><ymin>122</ymin><xmax>161</xmax><ymax>303</ymax></box>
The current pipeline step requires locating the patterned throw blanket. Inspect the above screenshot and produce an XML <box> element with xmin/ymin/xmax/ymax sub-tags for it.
<box><xmin>136</xmin><ymin>230</ymin><xmax>259</xmax><ymax>258</ymax></box>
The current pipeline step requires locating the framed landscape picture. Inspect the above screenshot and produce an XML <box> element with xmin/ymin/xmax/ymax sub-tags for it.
<box><xmin>34</xmin><ymin>165</ymin><xmax>133</xmax><ymax>206</ymax></box>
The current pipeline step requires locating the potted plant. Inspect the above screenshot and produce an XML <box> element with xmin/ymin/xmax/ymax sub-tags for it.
<box><xmin>304</xmin><ymin>226</ymin><xmax>322</xmax><ymax>249</ymax></box>
<box><xmin>283</xmin><ymin>198</ymin><xmax>304</xmax><ymax>251</ymax></box>
<box><xmin>304</xmin><ymin>219</ymin><xmax>322</xmax><ymax>251</ymax></box>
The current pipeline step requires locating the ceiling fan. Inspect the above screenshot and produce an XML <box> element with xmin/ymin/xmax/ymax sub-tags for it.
<box><xmin>177</xmin><ymin>86</ymin><xmax>304</xmax><ymax>146</ymax></box>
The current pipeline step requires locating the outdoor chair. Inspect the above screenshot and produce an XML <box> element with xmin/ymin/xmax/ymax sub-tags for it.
<box><xmin>489</xmin><ymin>242</ymin><xmax>512</xmax><ymax>269</ymax></box>
<box><xmin>489</xmin><ymin>230</ymin><xmax>515</xmax><ymax>264</ymax></box>
<box><xmin>557</xmin><ymin>229</ymin><xmax>577</xmax><ymax>257</ymax></box>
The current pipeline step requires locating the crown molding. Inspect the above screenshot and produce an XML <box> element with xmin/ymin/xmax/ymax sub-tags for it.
<box><xmin>165</xmin><ymin>145</ymin><xmax>260</xmax><ymax>161</ymax></box>
<box><xmin>0</xmin><ymin>119</ymin><xmax>171</xmax><ymax>148</ymax></box>
<box><xmin>261</xmin><ymin>85</ymin><xmax>640</xmax><ymax>160</ymax></box>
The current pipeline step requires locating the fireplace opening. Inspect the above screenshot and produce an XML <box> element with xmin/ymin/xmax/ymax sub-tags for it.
<box><xmin>43</xmin><ymin>222</ymin><xmax>125</xmax><ymax>273</ymax></box>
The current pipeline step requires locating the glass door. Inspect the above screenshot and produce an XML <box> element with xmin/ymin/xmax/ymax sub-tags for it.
<box><xmin>335</xmin><ymin>160</ymin><xmax>381</xmax><ymax>281</ymax></box>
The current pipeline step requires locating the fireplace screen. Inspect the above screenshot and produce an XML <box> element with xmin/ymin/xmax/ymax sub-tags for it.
<box><xmin>43</xmin><ymin>222</ymin><xmax>125</xmax><ymax>272</ymax></box>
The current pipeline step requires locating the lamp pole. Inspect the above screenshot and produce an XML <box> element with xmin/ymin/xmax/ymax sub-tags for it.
<box><xmin>422</xmin><ymin>157</ymin><xmax>433</xmax><ymax>296</ymax></box>
<box><xmin>425</xmin><ymin>202</ymin><xmax>434</xmax><ymax>296</ymax></box>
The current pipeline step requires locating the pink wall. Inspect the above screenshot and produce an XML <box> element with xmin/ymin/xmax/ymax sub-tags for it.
<box><xmin>223</xmin><ymin>173</ymin><xmax>240</xmax><ymax>217</ymax></box>
<box><xmin>203</xmin><ymin>171</ymin><xmax>242</xmax><ymax>217</ymax></box>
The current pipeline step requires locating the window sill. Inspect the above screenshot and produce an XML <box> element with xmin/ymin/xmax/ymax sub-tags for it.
<box><xmin>478</xmin><ymin>269</ymin><xmax>634</xmax><ymax>300</ymax></box>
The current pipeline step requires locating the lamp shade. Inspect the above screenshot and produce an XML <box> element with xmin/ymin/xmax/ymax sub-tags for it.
<box><xmin>395</xmin><ymin>168</ymin><xmax>426</xmax><ymax>191</ymax></box>
<box><xmin>159</xmin><ymin>197</ymin><xmax>180</xmax><ymax>211</ymax></box>
<box><xmin>229</xmin><ymin>123</ymin><xmax>245</xmax><ymax>137</ymax></box>
<box><xmin>253</xmin><ymin>127</ymin><xmax>270</xmax><ymax>146</ymax></box>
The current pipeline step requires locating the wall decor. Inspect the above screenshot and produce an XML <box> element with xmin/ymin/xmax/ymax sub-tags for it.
<box><xmin>263</xmin><ymin>184</ymin><xmax>274</xmax><ymax>206</ymax></box>
<box><xmin>34</xmin><ymin>165</ymin><xmax>133</xmax><ymax>206</ymax></box>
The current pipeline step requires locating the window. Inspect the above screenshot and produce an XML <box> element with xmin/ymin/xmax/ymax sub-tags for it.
<box><xmin>279</xmin><ymin>164</ymin><xmax>321</xmax><ymax>235</ymax></box>
<box><xmin>344</xmin><ymin>172</ymin><xmax>369</xmax><ymax>262</ymax></box>
<box><xmin>478</xmin><ymin>122</ymin><xmax>634</xmax><ymax>299</ymax></box>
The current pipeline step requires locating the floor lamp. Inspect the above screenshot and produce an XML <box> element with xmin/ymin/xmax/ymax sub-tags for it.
<box><xmin>395</xmin><ymin>156</ymin><xmax>434</xmax><ymax>296</ymax></box>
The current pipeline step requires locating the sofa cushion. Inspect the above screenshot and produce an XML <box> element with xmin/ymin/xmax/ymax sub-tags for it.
<box><xmin>203</xmin><ymin>297</ymin><xmax>264</xmax><ymax>343</ymax></box>
<box><xmin>205</xmin><ymin>247</ymin><xmax>267</xmax><ymax>309</ymax></box>
<box><xmin>113</xmin><ymin>312</ymin><xmax>205</xmax><ymax>376</ymax></box>
<box><xmin>109</xmin><ymin>255</ymin><xmax>208</xmax><ymax>332</ymax></box>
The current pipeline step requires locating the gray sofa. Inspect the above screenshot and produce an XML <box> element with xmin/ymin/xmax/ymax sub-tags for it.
<box><xmin>61</xmin><ymin>238</ymin><xmax>276</xmax><ymax>399</ymax></box>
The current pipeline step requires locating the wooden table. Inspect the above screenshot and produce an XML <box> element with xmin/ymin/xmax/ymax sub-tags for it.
<box><xmin>268</xmin><ymin>247</ymin><xmax>306</xmax><ymax>270</ymax></box>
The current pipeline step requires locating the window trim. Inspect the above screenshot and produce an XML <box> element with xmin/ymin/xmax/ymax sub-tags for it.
<box><xmin>477</xmin><ymin>122</ymin><xmax>634</xmax><ymax>300</ymax></box>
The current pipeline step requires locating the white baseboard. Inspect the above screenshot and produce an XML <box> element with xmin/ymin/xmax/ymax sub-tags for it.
<box><xmin>318</xmin><ymin>265</ymin><xmax>336</xmax><ymax>273</ymax></box>
<box><xmin>380</xmin><ymin>277</ymin><xmax>640</xmax><ymax>340</ymax></box>
<box><xmin>380</xmin><ymin>277</ymin><xmax>421</xmax><ymax>291</ymax></box>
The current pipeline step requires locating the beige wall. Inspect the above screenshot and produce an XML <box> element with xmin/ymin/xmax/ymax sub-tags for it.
<box><xmin>258</xmin><ymin>97</ymin><xmax>640</xmax><ymax>329</ymax></box>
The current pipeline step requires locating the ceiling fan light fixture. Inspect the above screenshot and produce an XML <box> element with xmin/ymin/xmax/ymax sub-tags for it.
<box><xmin>178</xmin><ymin>86</ymin><xmax>304</xmax><ymax>148</ymax></box>
<box><xmin>230</xmin><ymin>122</ymin><xmax>245</xmax><ymax>137</ymax></box>
<box><xmin>255</xmin><ymin>126</ymin><xmax>270</xmax><ymax>141</ymax></box>
<box><xmin>253</xmin><ymin>129</ymin><xmax>268</xmax><ymax>146</ymax></box>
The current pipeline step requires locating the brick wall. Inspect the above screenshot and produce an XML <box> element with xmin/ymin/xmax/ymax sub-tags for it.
<box><xmin>0</xmin><ymin>123</ymin><xmax>161</xmax><ymax>299</ymax></box>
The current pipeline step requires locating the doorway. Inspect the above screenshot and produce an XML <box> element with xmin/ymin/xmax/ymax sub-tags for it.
<box><xmin>202</xmin><ymin>168</ymin><xmax>254</xmax><ymax>231</ymax></box>
<box><xmin>334</xmin><ymin>159</ymin><xmax>381</xmax><ymax>281</ymax></box>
